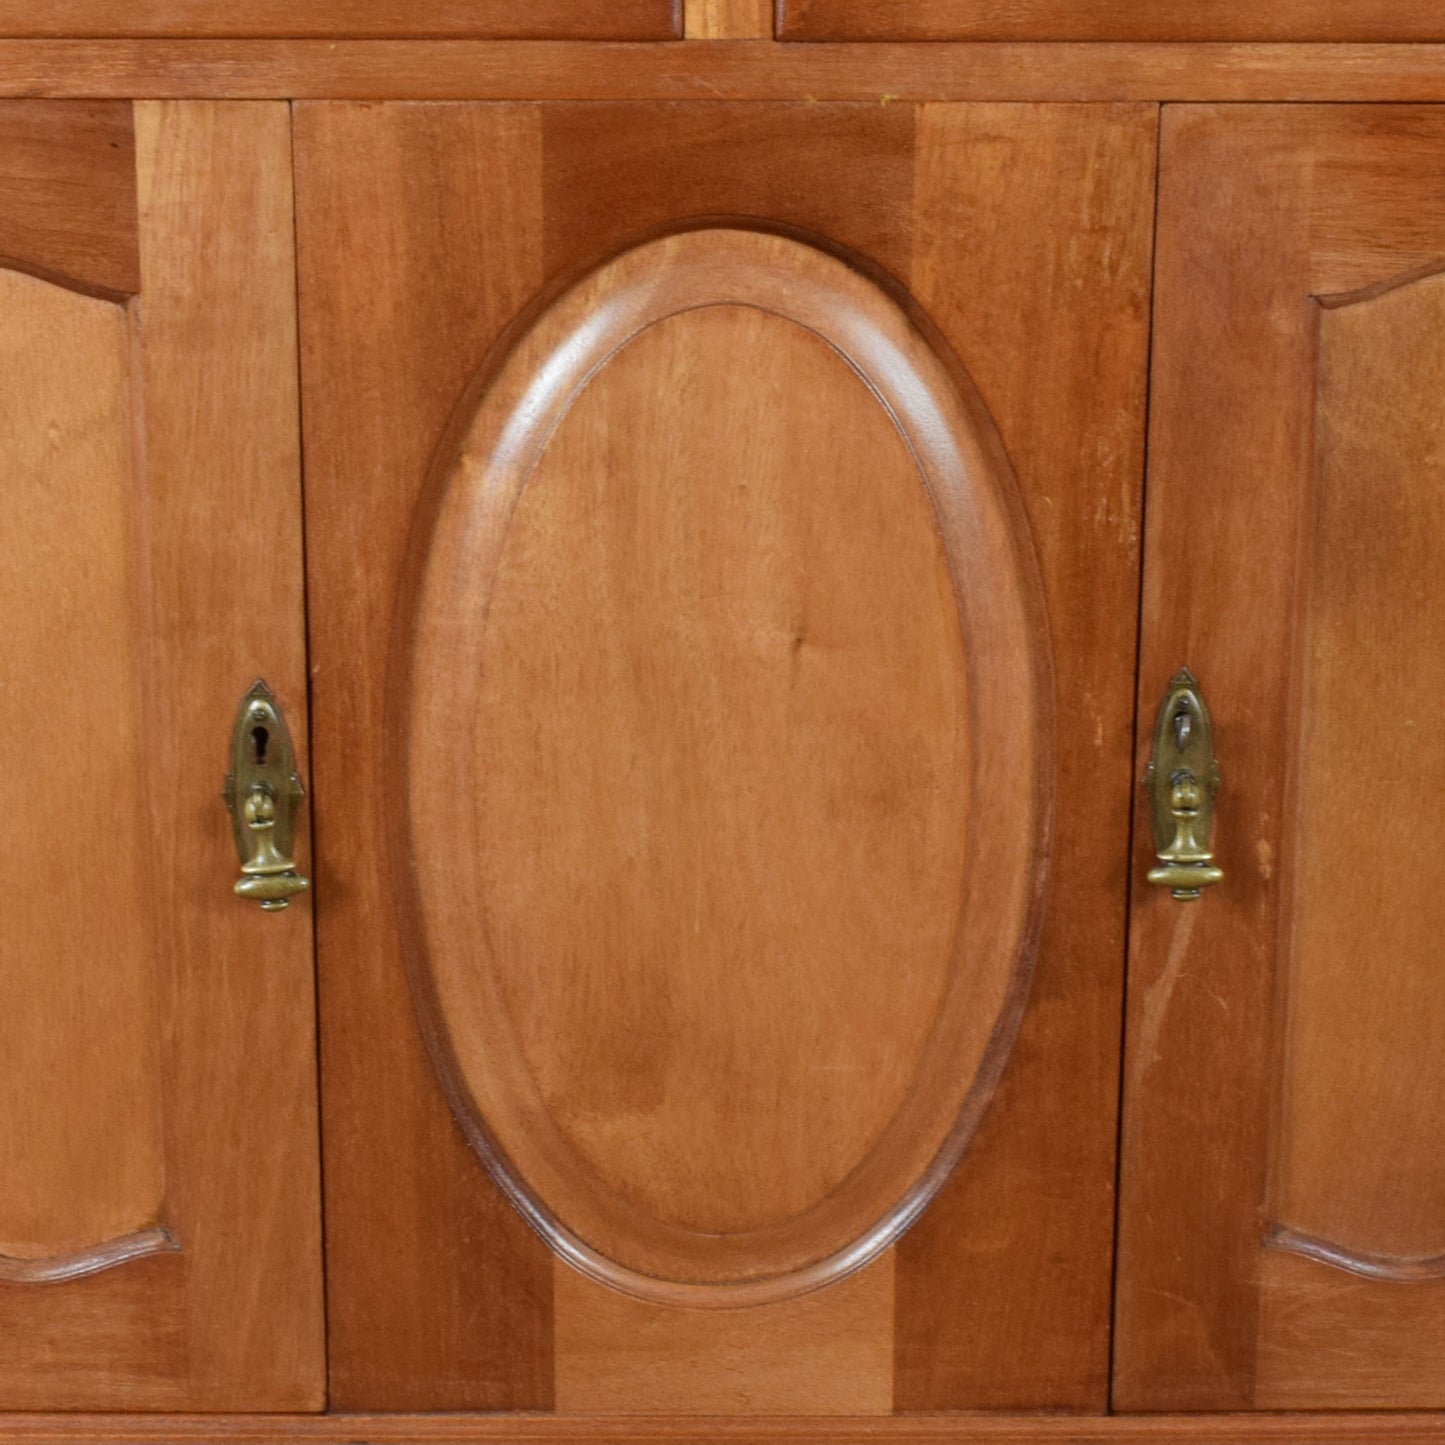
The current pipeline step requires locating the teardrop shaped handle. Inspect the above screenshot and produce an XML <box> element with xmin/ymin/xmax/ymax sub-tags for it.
<box><xmin>222</xmin><ymin>680</ymin><xmax>310</xmax><ymax>912</ymax></box>
<box><xmin>1144</xmin><ymin>668</ymin><xmax>1222</xmax><ymax>901</ymax></box>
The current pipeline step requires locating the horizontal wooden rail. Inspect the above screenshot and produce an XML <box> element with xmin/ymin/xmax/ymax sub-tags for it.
<box><xmin>1</xmin><ymin>1416</ymin><xmax>1444</xmax><ymax>1443</ymax></box>
<box><xmin>5</xmin><ymin>39</ymin><xmax>1445</xmax><ymax>101</ymax></box>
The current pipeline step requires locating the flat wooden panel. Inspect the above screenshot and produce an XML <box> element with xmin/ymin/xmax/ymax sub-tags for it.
<box><xmin>1117</xmin><ymin>104</ymin><xmax>1445</xmax><ymax>1412</ymax></box>
<box><xmin>301</xmin><ymin>100</ymin><xmax>1151</xmax><ymax>1412</ymax></box>
<box><xmin>779</xmin><ymin>0</ymin><xmax>1445</xmax><ymax>40</ymax></box>
<box><xmin>896</xmin><ymin>103</ymin><xmax>1155</xmax><ymax>1411</ymax></box>
<box><xmin>0</xmin><ymin>100</ymin><xmax>136</xmax><ymax>295</ymax></box>
<box><xmin>294</xmin><ymin>102</ymin><xmax>555</xmax><ymax>1413</ymax></box>
<box><xmin>1256</xmin><ymin>1252</ymin><xmax>1445</xmax><ymax>1407</ymax></box>
<box><xmin>0</xmin><ymin>0</ymin><xmax>678</xmax><ymax>38</ymax></box>
<box><xmin>15</xmin><ymin>41</ymin><xmax>1445</xmax><ymax>104</ymax></box>
<box><xmin>684</xmin><ymin>0</ymin><xmax>772</xmax><ymax>38</ymax></box>
<box><xmin>1274</xmin><ymin>273</ymin><xmax>1445</xmax><ymax>1271</ymax></box>
<box><xmin>0</xmin><ymin>101</ymin><xmax>321</xmax><ymax>1409</ymax></box>
<box><xmin>554</xmin><ymin>1256</ymin><xmax>892</xmax><ymax>1413</ymax></box>
<box><xmin>0</xmin><ymin>274</ymin><xmax>163</xmax><ymax>1272</ymax></box>
<box><xmin>537</xmin><ymin>102</ymin><xmax>916</xmax><ymax>282</ymax></box>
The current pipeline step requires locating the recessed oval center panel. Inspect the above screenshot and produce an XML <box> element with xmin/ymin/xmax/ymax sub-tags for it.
<box><xmin>483</xmin><ymin>303</ymin><xmax>967</xmax><ymax>1238</ymax></box>
<box><xmin>402</xmin><ymin>229</ymin><xmax>1050</xmax><ymax>1305</ymax></box>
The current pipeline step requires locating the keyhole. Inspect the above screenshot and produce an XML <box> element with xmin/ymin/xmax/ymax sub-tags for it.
<box><xmin>1172</xmin><ymin>705</ymin><xmax>1192</xmax><ymax>752</ymax></box>
<box><xmin>251</xmin><ymin>725</ymin><xmax>270</xmax><ymax>765</ymax></box>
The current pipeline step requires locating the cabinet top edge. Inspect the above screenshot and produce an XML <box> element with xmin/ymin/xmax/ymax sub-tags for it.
<box><xmin>1</xmin><ymin>1416</ymin><xmax>1445</xmax><ymax>1444</ymax></box>
<box><xmin>5</xmin><ymin>39</ymin><xmax>1445</xmax><ymax>102</ymax></box>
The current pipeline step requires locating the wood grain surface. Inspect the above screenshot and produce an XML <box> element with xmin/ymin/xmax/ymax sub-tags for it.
<box><xmin>401</xmin><ymin>226</ymin><xmax>1046</xmax><ymax>1306</ymax></box>
<box><xmin>779</xmin><ymin>0</ymin><xmax>1445</xmax><ymax>41</ymax></box>
<box><xmin>685</xmin><ymin>0</ymin><xmax>773</xmax><ymax>37</ymax></box>
<box><xmin>2</xmin><ymin>1415</ymin><xmax>1445</xmax><ymax>1443</ymax></box>
<box><xmin>6</xmin><ymin>41</ymin><xmax>1445</xmax><ymax>102</ymax></box>
<box><xmin>553</xmin><ymin>1254</ymin><xmax>893</xmax><ymax>1413</ymax></box>
<box><xmin>0</xmin><ymin>273</ymin><xmax>164</xmax><ymax>1277</ymax></box>
<box><xmin>1273</xmin><ymin>271</ymin><xmax>1445</xmax><ymax>1275</ymax></box>
<box><xmin>1116</xmin><ymin>103</ymin><xmax>1445</xmax><ymax>1413</ymax></box>
<box><xmin>0</xmin><ymin>100</ymin><xmax>136</xmax><ymax>295</ymax></box>
<box><xmin>0</xmin><ymin>0</ymin><xmax>678</xmax><ymax>38</ymax></box>
<box><xmin>299</xmin><ymin>99</ymin><xmax>1152</xmax><ymax>1412</ymax></box>
<box><xmin>0</xmin><ymin>101</ymin><xmax>321</xmax><ymax>1409</ymax></box>
<box><xmin>294</xmin><ymin>102</ymin><xmax>554</xmax><ymax>1413</ymax></box>
<box><xmin>895</xmin><ymin>102</ymin><xmax>1154</xmax><ymax>1411</ymax></box>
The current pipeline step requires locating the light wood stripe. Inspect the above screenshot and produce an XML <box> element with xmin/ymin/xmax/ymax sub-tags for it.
<box><xmin>3</xmin><ymin>40</ymin><xmax>1445</xmax><ymax>100</ymax></box>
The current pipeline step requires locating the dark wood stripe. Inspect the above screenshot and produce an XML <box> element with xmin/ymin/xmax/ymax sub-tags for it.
<box><xmin>0</xmin><ymin>100</ymin><xmax>137</xmax><ymax>296</ymax></box>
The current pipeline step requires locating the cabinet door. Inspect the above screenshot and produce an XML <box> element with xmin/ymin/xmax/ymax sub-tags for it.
<box><xmin>1117</xmin><ymin>104</ymin><xmax>1445</xmax><ymax>1411</ymax></box>
<box><xmin>0</xmin><ymin>100</ymin><xmax>322</xmax><ymax>1410</ymax></box>
<box><xmin>296</xmin><ymin>100</ymin><xmax>1154</xmax><ymax>1413</ymax></box>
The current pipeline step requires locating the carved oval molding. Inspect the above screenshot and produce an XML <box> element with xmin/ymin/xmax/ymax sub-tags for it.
<box><xmin>398</xmin><ymin>228</ymin><xmax>1053</xmax><ymax>1305</ymax></box>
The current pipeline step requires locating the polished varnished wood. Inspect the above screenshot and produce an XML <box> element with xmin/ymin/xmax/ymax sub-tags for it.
<box><xmin>298</xmin><ymin>99</ymin><xmax>1152</xmax><ymax>1412</ymax></box>
<box><xmin>403</xmin><ymin>226</ymin><xmax>1047</xmax><ymax>1305</ymax></box>
<box><xmin>0</xmin><ymin>101</ymin><xmax>136</xmax><ymax>296</ymax></box>
<box><xmin>4</xmin><ymin>1415</ymin><xmax>1445</xmax><ymax>1443</ymax></box>
<box><xmin>1116</xmin><ymin>104</ymin><xmax>1445</xmax><ymax>1412</ymax></box>
<box><xmin>779</xmin><ymin>0</ymin><xmax>1445</xmax><ymax>40</ymax></box>
<box><xmin>11</xmin><ymin>41</ymin><xmax>1445</xmax><ymax>102</ymax></box>
<box><xmin>552</xmin><ymin>1254</ymin><xmax>892</xmax><ymax>1413</ymax></box>
<box><xmin>0</xmin><ymin>0</ymin><xmax>678</xmax><ymax>38</ymax></box>
<box><xmin>295</xmin><ymin>102</ymin><xmax>555</xmax><ymax>1413</ymax></box>
<box><xmin>684</xmin><ymin>0</ymin><xmax>772</xmax><ymax>37</ymax></box>
<box><xmin>895</xmin><ymin>103</ymin><xmax>1154</xmax><ymax>1411</ymax></box>
<box><xmin>0</xmin><ymin>101</ymin><xmax>321</xmax><ymax>1409</ymax></box>
<box><xmin>0</xmin><ymin>273</ymin><xmax>166</xmax><ymax>1284</ymax></box>
<box><xmin>1273</xmin><ymin>271</ymin><xmax>1445</xmax><ymax>1283</ymax></box>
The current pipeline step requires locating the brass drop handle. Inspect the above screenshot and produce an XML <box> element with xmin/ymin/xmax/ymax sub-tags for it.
<box><xmin>1145</xmin><ymin>668</ymin><xmax>1223</xmax><ymax>901</ymax></box>
<box><xmin>223</xmin><ymin>680</ymin><xmax>310</xmax><ymax>911</ymax></box>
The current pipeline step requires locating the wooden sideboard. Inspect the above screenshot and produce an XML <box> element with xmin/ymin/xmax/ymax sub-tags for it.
<box><xmin>3</xmin><ymin>5</ymin><xmax>1444</xmax><ymax>1438</ymax></box>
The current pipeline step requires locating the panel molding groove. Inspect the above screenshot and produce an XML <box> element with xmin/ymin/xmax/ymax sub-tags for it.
<box><xmin>0</xmin><ymin>1227</ymin><xmax>179</xmax><ymax>1286</ymax></box>
<box><xmin>1266</xmin><ymin>1226</ymin><xmax>1445</xmax><ymax>1284</ymax></box>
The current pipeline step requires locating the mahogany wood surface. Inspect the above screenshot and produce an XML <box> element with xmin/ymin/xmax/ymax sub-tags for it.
<box><xmin>684</xmin><ymin>0</ymin><xmax>772</xmax><ymax>38</ymax></box>
<box><xmin>402</xmin><ymin>226</ymin><xmax>1046</xmax><ymax>1308</ymax></box>
<box><xmin>895</xmin><ymin>102</ymin><xmax>1154</xmax><ymax>1411</ymax></box>
<box><xmin>779</xmin><ymin>0</ymin><xmax>1445</xmax><ymax>41</ymax></box>
<box><xmin>1116</xmin><ymin>103</ymin><xmax>1445</xmax><ymax>1412</ymax></box>
<box><xmin>297</xmin><ymin>99</ymin><xmax>1151</xmax><ymax>1413</ymax></box>
<box><xmin>6</xmin><ymin>41</ymin><xmax>1445</xmax><ymax>102</ymax></box>
<box><xmin>295</xmin><ymin>102</ymin><xmax>556</xmax><ymax>1414</ymax></box>
<box><xmin>551</xmin><ymin>1253</ymin><xmax>894</xmax><ymax>1413</ymax></box>
<box><xmin>0</xmin><ymin>273</ymin><xmax>166</xmax><ymax>1282</ymax></box>
<box><xmin>0</xmin><ymin>100</ymin><xmax>136</xmax><ymax>295</ymax></box>
<box><xmin>1275</xmin><ymin>272</ymin><xmax>1445</xmax><ymax>1276</ymax></box>
<box><xmin>0</xmin><ymin>0</ymin><xmax>678</xmax><ymax>39</ymax></box>
<box><xmin>3</xmin><ymin>1415</ymin><xmax>1445</xmax><ymax>1443</ymax></box>
<box><xmin>0</xmin><ymin>101</ymin><xmax>322</xmax><ymax>1409</ymax></box>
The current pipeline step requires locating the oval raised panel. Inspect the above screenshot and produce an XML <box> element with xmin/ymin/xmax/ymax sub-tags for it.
<box><xmin>401</xmin><ymin>229</ymin><xmax>1051</xmax><ymax>1305</ymax></box>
